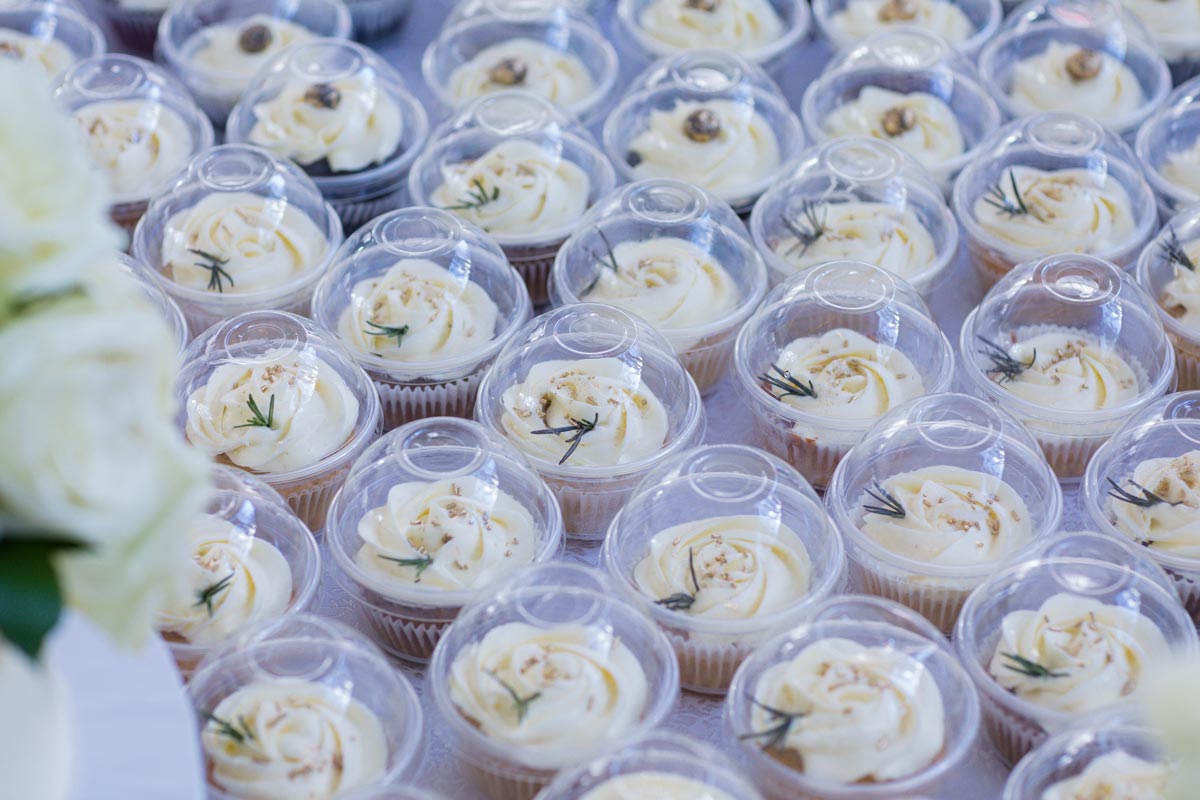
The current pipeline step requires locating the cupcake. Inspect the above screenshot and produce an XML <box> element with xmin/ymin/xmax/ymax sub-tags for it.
<box><xmin>115</xmin><ymin>251</ymin><xmax>190</xmax><ymax>353</ymax></box>
<box><xmin>312</xmin><ymin>208</ymin><xmax>531</xmax><ymax>429</ymax></box>
<box><xmin>604</xmin><ymin>50</ymin><xmax>803</xmax><ymax>215</ymax></box>
<box><xmin>749</xmin><ymin>136</ymin><xmax>959</xmax><ymax>296</ymax></box>
<box><xmin>726</xmin><ymin>594</ymin><xmax>981</xmax><ymax>800</ymax></box>
<box><xmin>226</xmin><ymin>38</ymin><xmax>429</xmax><ymax>230</ymax></box>
<box><xmin>422</xmin><ymin>0</ymin><xmax>618</xmax><ymax>125</ymax></box>
<box><xmin>959</xmin><ymin>253</ymin><xmax>1174</xmax><ymax>481</ymax></box>
<box><xmin>602</xmin><ymin>444</ymin><xmax>845</xmax><ymax>693</ymax></box>
<box><xmin>801</xmin><ymin>28</ymin><xmax>1002</xmax><ymax>194</ymax></box>
<box><xmin>1119</xmin><ymin>0</ymin><xmax>1200</xmax><ymax>83</ymax></box>
<box><xmin>325</xmin><ymin>416</ymin><xmax>563</xmax><ymax>661</ymax></box>
<box><xmin>954</xmin><ymin>557</ymin><xmax>1197</xmax><ymax>765</ymax></box>
<box><xmin>474</xmin><ymin>303</ymin><xmax>705</xmax><ymax>539</ymax></box>
<box><xmin>156</xmin><ymin>0</ymin><xmax>353</xmax><ymax>126</ymax></box>
<box><xmin>188</xmin><ymin>615</ymin><xmax>424</xmax><ymax>800</ymax></box>
<box><xmin>548</xmin><ymin>178</ymin><xmax>767</xmax><ymax>394</ymax></box>
<box><xmin>0</xmin><ymin>1</ymin><xmax>105</xmax><ymax>78</ymax></box>
<box><xmin>132</xmin><ymin>144</ymin><xmax>343</xmax><ymax>337</ymax></box>
<box><xmin>1137</xmin><ymin>208</ymin><xmax>1200</xmax><ymax>389</ymax></box>
<box><xmin>979</xmin><ymin>0</ymin><xmax>1170</xmax><ymax>139</ymax></box>
<box><xmin>179</xmin><ymin>310</ymin><xmax>382</xmax><ymax>531</ymax></box>
<box><xmin>813</xmin><ymin>0</ymin><xmax>1000</xmax><ymax>54</ymax></box>
<box><xmin>428</xmin><ymin>563</ymin><xmax>679</xmax><ymax>800</ymax></box>
<box><xmin>732</xmin><ymin>261</ymin><xmax>955</xmax><ymax>490</ymax></box>
<box><xmin>952</xmin><ymin>113</ymin><xmax>1157</xmax><ymax>289</ymax></box>
<box><xmin>94</xmin><ymin>0</ymin><xmax>177</xmax><ymax>53</ymax></box>
<box><xmin>408</xmin><ymin>91</ymin><xmax>616</xmax><ymax>306</ymax></box>
<box><xmin>54</xmin><ymin>54</ymin><xmax>214</xmax><ymax>237</ymax></box>
<box><xmin>345</xmin><ymin>0</ymin><xmax>411</xmax><ymax>38</ymax></box>
<box><xmin>1137</xmin><ymin>83</ymin><xmax>1200</xmax><ymax>217</ymax></box>
<box><xmin>157</xmin><ymin>465</ymin><xmax>321</xmax><ymax>678</ymax></box>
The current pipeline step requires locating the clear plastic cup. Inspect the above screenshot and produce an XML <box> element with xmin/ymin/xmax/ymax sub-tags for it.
<box><xmin>428</xmin><ymin>562</ymin><xmax>680</xmax><ymax>800</ymax></box>
<box><xmin>826</xmin><ymin>392</ymin><xmax>1063</xmax><ymax>635</ymax></box>
<box><xmin>1136</xmin><ymin>87</ymin><xmax>1200</xmax><ymax>218</ymax></box>
<box><xmin>548</xmin><ymin>178</ymin><xmax>767</xmax><ymax>394</ymax></box>
<box><xmin>474</xmin><ymin>303</ymin><xmax>705</xmax><ymax>539</ymax></box>
<box><xmin>325</xmin><ymin>416</ymin><xmax>564</xmax><ymax>662</ymax></box>
<box><xmin>725</xmin><ymin>595</ymin><xmax>981</xmax><ymax>800</ymax></box>
<box><xmin>601</xmin><ymin>444</ymin><xmax>845</xmax><ymax>694</ymax></box>
<box><xmin>1136</xmin><ymin>205</ymin><xmax>1200</xmax><ymax>389</ymax></box>
<box><xmin>421</xmin><ymin>0</ymin><xmax>618</xmax><ymax>125</ymax></box>
<box><xmin>93</xmin><ymin>0</ymin><xmax>168</xmax><ymax>52</ymax></box>
<box><xmin>732</xmin><ymin>261</ymin><xmax>956</xmax><ymax>491</ymax></box>
<box><xmin>159</xmin><ymin>465</ymin><xmax>321</xmax><ymax>679</ymax></box>
<box><xmin>188</xmin><ymin>615</ymin><xmax>424</xmax><ymax>800</ymax></box>
<box><xmin>603</xmin><ymin>53</ymin><xmax>804</xmax><ymax>216</ymax></box>
<box><xmin>537</xmin><ymin>732</ymin><xmax>765</xmax><ymax>799</ymax></box>
<box><xmin>312</xmin><ymin>208</ymin><xmax>531</xmax><ymax>429</ymax></box>
<box><xmin>131</xmin><ymin>144</ymin><xmax>343</xmax><ymax>337</ymax></box>
<box><xmin>951</xmin><ymin>112</ymin><xmax>1157</xmax><ymax>290</ymax></box>
<box><xmin>958</xmin><ymin>253</ymin><xmax>1175</xmax><ymax>481</ymax></box>
<box><xmin>54</xmin><ymin>54</ymin><xmax>215</xmax><ymax>238</ymax></box>
<box><xmin>0</xmin><ymin>1</ymin><xmax>105</xmax><ymax>78</ymax></box>
<box><xmin>344</xmin><ymin>0</ymin><xmax>411</xmax><ymax>38</ymax></box>
<box><xmin>749</xmin><ymin>136</ymin><xmax>959</xmax><ymax>296</ymax></box>
<box><xmin>226</xmin><ymin>38</ymin><xmax>429</xmax><ymax>231</ymax></box>
<box><xmin>979</xmin><ymin>0</ymin><xmax>1169</xmax><ymax>139</ymax></box>
<box><xmin>614</xmin><ymin>0</ymin><xmax>810</xmax><ymax>75</ymax></box>
<box><xmin>178</xmin><ymin>310</ymin><xmax>382</xmax><ymax>532</ymax></box>
<box><xmin>801</xmin><ymin>28</ymin><xmax>1002</xmax><ymax>194</ymax></box>
<box><xmin>115</xmin><ymin>251</ymin><xmax>190</xmax><ymax>354</ymax></box>
<box><xmin>408</xmin><ymin>91</ymin><xmax>616</xmax><ymax>306</ymax></box>
<box><xmin>813</xmin><ymin>0</ymin><xmax>1001</xmax><ymax>55</ymax></box>
<box><xmin>156</xmin><ymin>0</ymin><xmax>353</xmax><ymax>126</ymax></box>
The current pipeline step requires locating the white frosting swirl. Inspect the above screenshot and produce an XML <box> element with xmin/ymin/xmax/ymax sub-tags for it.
<box><xmin>201</xmin><ymin>678</ymin><xmax>388</xmax><ymax>800</ymax></box>
<box><xmin>448</xmin><ymin>622</ymin><xmax>649</xmax><ymax>767</ymax></box>
<box><xmin>822</xmin><ymin>87</ymin><xmax>966</xmax><ymax>170</ymax></box>
<box><xmin>987</xmin><ymin>593</ymin><xmax>1171</xmax><ymax>714</ymax></box>
<box><xmin>1041</xmin><ymin>750</ymin><xmax>1172</xmax><ymax>800</ymax></box>
<box><xmin>1109</xmin><ymin>450</ymin><xmax>1200</xmax><ymax>557</ymax></box>
<box><xmin>1121</xmin><ymin>0</ymin><xmax>1200</xmax><ymax>62</ymax></box>
<box><xmin>748</xmin><ymin>637</ymin><xmax>946</xmax><ymax>783</ymax></box>
<box><xmin>248</xmin><ymin>75</ymin><xmax>403</xmax><ymax>173</ymax></box>
<box><xmin>971</xmin><ymin>166</ymin><xmax>1137</xmax><ymax>255</ymax></box>
<box><xmin>0</xmin><ymin>30</ymin><xmax>75</xmax><ymax>77</ymax></box>
<box><xmin>499</xmin><ymin>357</ymin><xmax>670</xmax><ymax>467</ymax></box>
<box><xmin>628</xmin><ymin>99</ymin><xmax>781</xmax><ymax>203</ymax></box>
<box><xmin>355</xmin><ymin>476</ymin><xmax>539</xmax><ymax>592</ymax></box>
<box><xmin>183</xmin><ymin>15</ymin><xmax>314</xmax><ymax>97</ymax></box>
<box><xmin>337</xmin><ymin>258</ymin><xmax>500</xmax><ymax>363</ymax></box>
<box><xmin>1010</xmin><ymin>43</ymin><xmax>1145</xmax><ymax>125</ymax></box>
<box><xmin>185</xmin><ymin>346</ymin><xmax>360</xmax><ymax>473</ymax></box>
<box><xmin>632</xmin><ymin>515</ymin><xmax>813</xmax><ymax>620</ymax></box>
<box><xmin>430</xmin><ymin>140</ymin><xmax>591</xmax><ymax>238</ymax></box>
<box><xmin>1159</xmin><ymin>236</ymin><xmax>1200</xmax><ymax>329</ymax></box>
<box><xmin>158</xmin><ymin>514</ymin><xmax>293</xmax><ymax>645</ymax></box>
<box><xmin>771</xmin><ymin>201</ymin><xmax>938</xmax><ymax>281</ymax></box>
<box><xmin>73</xmin><ymin>100</ymin><xmax>195</xmax><ymax>197</ymax></box>
<box><xmin>161</xmin><ymin>191</ymin><xmax>331</xmax><ymax>294</ymax></box>
<box><xmin>447</xmin><ymin>38</ymin><xmax>595</xmax><ymax>109</ymax></box>
<box><xmin>829</xmin><ymin>0</ymin><xmax>974</xmax><ymax>45</ymax></box>
<box><xmin>581</xmin><ymin>772</ymin><xmax>735</xmax><ymax>800</ymax></box>
<box><xmin>636</xmin><ymin>0</ymin><xmax>786</xmax><ymax>52</ymax></box>
<box><xmin>1161</xmin><ymin>140</ymin><xmax>1200</xmax><ymax>199</ymax></box>
<box><xmin>984</xmin><ymin>331</ymin><xmax>1140</xmax><ymax>412</ymax></box>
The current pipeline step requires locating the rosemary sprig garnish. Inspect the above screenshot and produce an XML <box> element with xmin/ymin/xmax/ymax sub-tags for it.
<box><xmin>1159</xmin><ymin>227</ymin><xmax>1197</xmax><ymax>272</ymax></box>
<box><xmin>783</xmin><ymin>199</ymin><xmax>827</xmax><ymax>257</ymax></box>
<box><xmin>1001</xmin><ymin>652</ymin><xmax>1068</xmax><ymax>679</ymax></box>
<box><xmin>655</xmin><ymin>547</ymin><xmax>700</xmax><ymax>612</ymax></box>
<box><xmin>976</xmin><ymin>336</ymin><xmax>1035</xmax><ymax>384</ymax></box>
<box><xmin>863</xmin><ymin>482</ymin><xmax>905</xmax><ymax>519</ymax></box>
<box><xmin>202</xmin><ymin>711</ymin><xmax>256</xmax><ymax>743</ymax></box>
<box><xmin>582</xmin><ymin>227</ymin><xmax>622</xmax><ymax>295</ymax></box>
<box><xmin>982</xmin><ymin>169</ymin><xmax>1030</xmax><ymax>219</ymax></box>
<box><xmin>1106</xmin><ymin>478</ymin><xmax>1178</xmax><ymax>509</ymax></box>
<box><xmin>194</xmin><ymin>572</ymin><xmax>235</xmax><ymax>617</ymax></box>
<box><xmin>530</xmin><ymin>413</ymin><xmax>599</xmax><ymax>465</ymax></box>
<box><xmin>378</xmin><ymin>553</ymin><xmax>435</xmax><ymax>579</ymax></box>
<box><xmin>738</xmin><ymin>697</ymin><xmax>806</xmax><ymax>751</ymax></box>
<box><xmin>233</xmin><ymin>394</ymin><xmax>275</xmax><ymax>430</ymax></box>
<box><xmin>363</xmin><ymin>320</ymin><xmax>409</xmax><ymax>346</ymax></box>
<box><xmin>759</xmin><ymin>364</ymin><xmax>817</xmax><ymax>401</ymax></box>
<box><xmin>442</xmin><ymin>177</ymin><xmax>500</xmax><ymax>211</ymax></box>
<box><xmin>190</xmin><ymin>248</ymin><xmax>234</xmax><ymax>293</ymax></box>
<box><xmin>487</xmin><ymin>670</ymin><xmax>541</xmax><ymax>723</ymax></box>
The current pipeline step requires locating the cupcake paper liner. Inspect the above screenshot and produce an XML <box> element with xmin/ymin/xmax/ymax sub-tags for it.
<box><xmin>849</xmin><ymin>559</ymin><xmax>971</xmax><ymax>635</ymax></box>
<box><xmin>660</xmin><ymin>625</ymin><xmax>755</xmax><ymax>695</ymax></box>
<box><xmin>98</xmin><ymin>4</ymin><xmax>161</xmax><ymax>53</ymax></box>
<box><xmin>373</xmin><ymin>370</ymin><xmax>482</xmax><ymax>431</ymax></box>
<box><xmin>360</xmin><ymin>603</ymin><xmax>457</xmax><ymax>663</ymax></box>
<box><xmin>331</xmin><ymin>187</ymin><xmax>406</xmax><ymax>233</ymax></box>
<box><xmin>678</xmin><ymin>332</ymin><xmax>736</xmax><ymax>396</ymax></box>
<box><xmin>980</xmin><ymin>690</ymin><xmax>1047</xmax><ymax>766</ymax></box>
<box><xmin>546</xmin><ymin>473</ymin><xmax>642</xmax><ymax>541</ymax></box>
<box><xmin>504</xmin><ymin>242</ymin><xmax>562</xmax><ymax>308</ymax></box>
<box><xmin>347</xmin><ymin>0</ymin><xmax>411</xmax><ymax>40</ymax></box>
<box><xmin>1032</xmin><ymin>429</ymin><xmax>1105</xmax><ymax>481</ymax></box>
<box><xmin>275</xmin><ymin>462</ymin><xmax>352</xmax><ymax>532</ymax></box>
<box><xmin>462</xmin><ymin>753</ymin><xmax>553</xmax><ymax>800</ymax></box>
<box><xmin>1169</xmin><ymin>332</ymin><xmax>1200</xmax><ymax>391</ymax></box>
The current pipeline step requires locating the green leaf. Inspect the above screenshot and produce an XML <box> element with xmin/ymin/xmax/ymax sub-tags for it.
<box><xmin>0</xmin><ymin>536</ymin><xmax>85</xmax><ymax>659</ymax></box>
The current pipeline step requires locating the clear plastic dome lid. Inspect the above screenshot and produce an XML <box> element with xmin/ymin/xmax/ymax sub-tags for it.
<box><xmin>749</xmin><ymin>136</ymin><xmax>958</xmax><ymax>292</ymax></box>
<box><xmin>54</xmin><ymin>54</ymin><xmax>215</xmax><ymax>206</ymax></box>
<box><xmin>812</xmin><ymin>0</ymin><xmax>1001</xmax><ymax>55</ymax></box>
<box><xmin>1136</xmin><ymin>202</ymin><xmax>1200</xmax><ymax>343</ymax></box>
<box><xmin>444</xmin><ymin>0</ymin><xmax>601</xmax><ymax>26</ymax></box>
<box><xmin>474</xmin><ymin>303</ymin><xmax>705</xmax><ymax>476</ymax></box>
<box><xmin>0</xmin><ymin>0</ymin><xmax>105</xmax><ymax>77</ymax></box>
<box><xmin>951</xmin><ymin>112</ymin><xmax>1158</xmax><ymax>264</ymax></box>
<box><xmin>628</xmin><ymin>47</ymin><xmax>782</xmax><ymax>96</ymax></box>
<box><xmin>959</xmin><ymin>253</ymin><xmax>1175</xmax><ymax>424</ymax></box>
<box><xmin>602</xmin><ymin>443</ymin><xmax>845</xmax><ymax>633</ymax></box>
<box><xmin>1136</xmin><ymin>89</ymin><xmax>1200</xmax><ymax>213</ymax></box>
<box><xmin>828</xmin><ymin>25</ymin><xmax>979</xmax><ymax>74</ymax></box>
<box><xmin>1002</xmin><ymin>529</ymin><xmax>1178</xmax><ymax>597</ymax></box>
<box><xmin>548</xmin><ymin>178</ymin><xmax>767</xmax><ymax>348</ymax></box>
<box><xmin>408</xmin><ymin>91</ymin><xmax>616</xmax><ymax>249</ymax></box>
<box><xmin>115</xmin><ymin>251</ymin><xmax>189</xmax><ymax>353</ymax></box>
<box><xmin>311</xmin><ymin>207</ymin><xmax>532</xmax><ymax>382</ymax></box>
<box><xmin>427</xmin><ymin>561</ymin><xmax>680</xmax><ymax>771</ymax></box>
<box><xmin>325</xmin><ymin>416</ymin><xmax>564</xmax><ymax>607</ymax></box>
<box><xmin>603</xmin><ymin>55</ymin><xmax>804</xmax><ymax>213</ymax></box>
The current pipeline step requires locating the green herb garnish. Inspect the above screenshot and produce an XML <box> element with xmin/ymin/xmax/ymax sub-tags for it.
<box><xmin>194</xmin><ymin>572</ymin><xmax>235</xmax><ymax>617</ymax></box>
<box><xmin>233</xmin><ymin>394</ymin><xmax>275</xmax><ymax>430</ymax></box>
<box><xmin>530</xmin><ymin>413</ymin><xmax>599</xmax><ymax>466</ymax></box>
<box><xmin>655</xmin><ymin>547</ymin><xmax>700</xmax><ymax>612</ymax></box>
<box><xmin>1001</xmin><ymin>652</ymin><xmax>1068</xmax><ymax>679</ymax></box>
<box><xmin>378</xmin><ymin>553</ymin><xmax>434</xmax><ymax>580</ymax></box>
<box><xmin>738</xmin><ymin>697</ymin><xmax>806</xmax><ymax>751</ymax></box>
<box><xmin>190</xmin><ymin>248</ymin><xmax>234</xmax><ymax>293</ymax></box>
<box><xmin>442</xmin><ymin>177</ymin><xmax>500</xmax><ymax>212</ymax></box>
<box><xmin>487</xmin><ymin>670</ymin><xmax>541</xmax><ymax>723</ymax></box>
